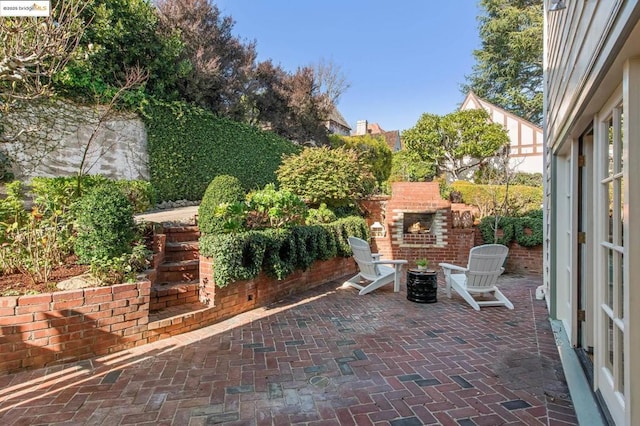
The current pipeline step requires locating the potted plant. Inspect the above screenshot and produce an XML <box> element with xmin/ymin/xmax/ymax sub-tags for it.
<box><xmin>415</xmin><ymin>258</ymin><xmax>429</xmax><ymax>271</ymax></box>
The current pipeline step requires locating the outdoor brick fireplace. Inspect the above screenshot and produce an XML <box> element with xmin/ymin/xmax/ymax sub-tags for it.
<box><xmin>361</xmin><ymin>182</ymin><xmax>543</xmax><ymax>273</ymax></box>
<box><xmin>360</xmin><ymin>182</ymin><xmax>475</xmax><ymax>267</ymax></box>
<box><xmin>387</xmin><ymin>182</ymin><xmax>450</xmax><ymax>248</ymax></box>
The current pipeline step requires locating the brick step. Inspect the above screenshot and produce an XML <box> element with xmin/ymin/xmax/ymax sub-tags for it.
<box><xmin>157</xmin><ymin>260</ymin><xmax>199</xmax><ymax>283</ymax></box>
<box><xmin>148</xmin><ymin>301</ymin><xmax>209</xmax><ymax>326</ymax></box>
<box><xmin>164</xmin><ymin>225</ymin><xmax>200</xmax><ymax>243</ymax></box>
<box><xmin>150</xmin><ymin>280</ymin><xmax>201</xmax><ymax>311</ymax></box>
<box><xmin>164</xmin><ymin>241</ymin><xmax>199</xmax><ymax>262</ymax></box>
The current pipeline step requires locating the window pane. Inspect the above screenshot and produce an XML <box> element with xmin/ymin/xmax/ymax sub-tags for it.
<box><xmin>619</xmin><ymin>252</ymin><xmax>624</xmax><ymax>319</ymax></box>
<box><xmin>608</xmin><ymin>119</ymin><xmax>614</xmax><ymax>176</ymax></box>
<box><xmin>607</xmin><ymin>316</ymin><xmax>614</xmax><ymax>371</ymax></box>
<box><xmin>607</xmin><ymin>181</ymin><xmax>614</xmax><ymax>244</ymax></box>
<box><xmin>607</xmin><ymin>249</ymin><xmax>614</xmax><ymax>309</ymax></box>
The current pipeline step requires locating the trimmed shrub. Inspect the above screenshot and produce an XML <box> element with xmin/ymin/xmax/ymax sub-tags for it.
<box><xmin>277</xmin><ymin>147</ymin><xmax>376</xmax><ymax>208</ymax></box>
<box><xmin>198</xmin><ymin>175</ymin><xmax>246</xmax><ymax>235</ymax></box>
<box><xmin>451</xmin><ymin>180</ymin><xmax>543</xmax><ymax>218</ymax></box>
<box><xmin>306</xmin><ymin>203</ymin><xmax>337</xmax><ymax>225</ymax></box>
<box><xmin>329</xmin><ymin>133</ymin><xmax>392</xmax><ymax>186</ymax></box>
<box><xmin>199</xmin><ymin>216</ymin><xmax>368</xmax><ymax>287</ymax></box>
<box><xmin>513</xmin><ymin>212</ymin><xmax>543</xmax><ymax>247</ymax></box>
<box><xmin>478</xmin><ymin>216</ymin><xmax>515</xmax><ymax>245</ymax></box>
<box><xmin>262</xmin><ymin>229</ymin><xmax>298</xmax><ymax>280</ymax></box>
<box><xmin>478</xmin><ymin>211</ymin><xmax>543</xmax><ymax>247</ymax></box>
<box><xmin>74</xmin><ymin>185</ymin><xmax>136</xmax><ymax>263</ymax></box>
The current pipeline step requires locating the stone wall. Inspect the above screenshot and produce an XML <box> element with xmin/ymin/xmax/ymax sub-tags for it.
<box><xmin>3</xmin><ymin>100</ymin><xmax>149</xmax><ymax>181</ymax></box>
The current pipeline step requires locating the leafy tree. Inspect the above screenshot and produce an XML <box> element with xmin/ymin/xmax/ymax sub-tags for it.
<box><xmin>388</xmin><ymin>150</ymin><xmax>436</xmax><ymax>183</ymax></box>
<box><xmin>249</xmin><ymin>61</ymin><xmax>348</xmax><ymax>146</ymax></box>
<box><xmin>402</xmin><ymin>109</ymin><xmax>509</xmax><ymax>181</ymax></box>
<box><xmin>55</xmin><ymin>0</ymin><xmax>183</xmax><ymax>103</ymax></box>
<box><xmin>277</xmin><ymin>147</ymin><xmax>376</xmax><ymax>208</ymax></box>
<box><xmin>462</xmin><ymin>0</ymin><xmax>543</xmax><ymax>125</ymax></box>
<box><xmin>1</xmin><ymin>0</ymin><xmax>88</xmax><ymax>140</ymax></box>
<box><xmin>329</xmin><ymin>133</ymin><xmax>392</xmax><ymax>186</ymax></box>
<box><xmin>155</xmin><ymin>0</ymin><xmax>257</xmax><ymax>119</ymax></box>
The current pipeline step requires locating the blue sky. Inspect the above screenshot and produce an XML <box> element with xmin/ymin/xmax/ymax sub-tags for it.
<box><xmin>217</xmin><ymin>1</ymin><xmax>482</xmax><ymax>133</ymax></box>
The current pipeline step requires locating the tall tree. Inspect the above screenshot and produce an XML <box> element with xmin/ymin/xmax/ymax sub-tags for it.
<box><xmin>462</xmin><ymin>0</ymin><xmax>543</xmax><ymax>125</ymax></box>
<box><xmin>0</xmin><ymin>0</ymin><xmax>87</xmax><ymax>117</ymax></box>
<box><xmin>402</xmin><ymin>109</ymin><xmax>510</xmax><ymax>181</ymax></box>
<box><xmin>249</xmin><ymin>62</ymin><xmax>335</xmax><ymax>145</ymax></box>
<box><xmin>155</xmin><ymin>0</ymin><xmax>257</xmax><ymax>120</ymax></box>
<box><xmin>56</xmin><ymin>0</ymin><xmax>183</xmax><ymax>103</ymax></box>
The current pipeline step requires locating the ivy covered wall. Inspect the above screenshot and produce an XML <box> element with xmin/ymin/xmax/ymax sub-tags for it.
<box><xmin>143</xmin><ymin>103</ymin><xmax>302</xmax><ymax>202</ymax></box>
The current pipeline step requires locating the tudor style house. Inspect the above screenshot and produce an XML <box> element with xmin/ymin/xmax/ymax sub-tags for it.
<box><xmin>325</xmin><ymin>105</ymin><xmax>351</xmax><ymax>136</ymax></box>
<box><xmin>544</xmin><ymin>1</ymin><xmax>640</xmax><ymax>425</ymax></box>
<box><xmin>460</xmin><ymin>91</ymin><xmax>543</xmax><ymax>175</ymax></box>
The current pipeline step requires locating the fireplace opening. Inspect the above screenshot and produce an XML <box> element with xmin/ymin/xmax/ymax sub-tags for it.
<box><xmin>403</xmin><ymin>212</ymin><xmax>435</xmax><ymax>234</ymax></box>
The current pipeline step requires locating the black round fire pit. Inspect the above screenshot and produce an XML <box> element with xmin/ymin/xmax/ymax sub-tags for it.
<box><xmin>406</xmin><ymin>269</ymin><xmax>438</xmax><ymax>303</ymax></box>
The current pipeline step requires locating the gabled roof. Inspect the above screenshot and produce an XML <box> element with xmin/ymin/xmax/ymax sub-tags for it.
<box><xmin>327</xmin><ymin>105</ymin><xmax>351</xmax><ymax>130</ymax></box>
<box><xmin>460</xmin><ymin>91</ymin><xmax>542</xmax><ymax>131</ymax></box>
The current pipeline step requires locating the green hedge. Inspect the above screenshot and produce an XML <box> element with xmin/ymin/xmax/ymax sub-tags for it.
<box><xmin>199</xmin><ymin>216</ymin><xmax>368</xmax><ymax>287</ymax></box>
<box><xmin>478</xmin><ymin>210</ymin><xmax>543</xmax><ymax>247</ymax></box>
<box><xmin>451</xmin><ymin>180</ymin><xmax>543</xmax><ymax>217</ymax></box>
<box><xmin>142</xmin><ymin>102</ymin><xmax>301</xmax><ymax>202</ymax></box>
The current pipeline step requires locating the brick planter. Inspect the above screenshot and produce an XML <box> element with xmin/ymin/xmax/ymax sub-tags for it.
<box><xmin>0</xmin><ymin>281</ymin><xmax>151</xmax><ymax>375</ymax></box>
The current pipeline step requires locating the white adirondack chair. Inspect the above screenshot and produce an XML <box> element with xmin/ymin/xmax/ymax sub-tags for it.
<box><xmin>439</xmin><ymin>244</ymin><xmax>513</xmax><ymax>311</ymax></box>
<box><xmin>345</xmin><ymin>237</ymin><xmax>408</xmax><ymax>295</ymax></box>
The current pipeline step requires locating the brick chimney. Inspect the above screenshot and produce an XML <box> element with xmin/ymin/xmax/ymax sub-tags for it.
<box><xmin>356</xmin><ymin>120</ymin><xmax>368</xmax><ymax>136</ymax></box>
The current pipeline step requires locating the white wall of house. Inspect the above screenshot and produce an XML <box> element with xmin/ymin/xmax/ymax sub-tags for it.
<box><xmin>460</xmin><ymin>93</ymin><xmax>543</xmax><ymax>175</ymax></box>
<box><xmin>545</xmin><ymin>1</ymin><xmax>640</xmax><ymax>424</ymax></box>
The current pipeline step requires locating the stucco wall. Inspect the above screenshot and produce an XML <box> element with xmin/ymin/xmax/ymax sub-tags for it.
<box><xmin>3</xmin><ymin>100</ymin><xmax>149</xmax><ymax>181</ymax></box>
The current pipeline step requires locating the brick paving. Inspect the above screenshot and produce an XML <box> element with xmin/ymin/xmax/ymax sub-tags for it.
<box><xmin>0</xmin><ymin>273</ymin><xmax>577</xmax><ymax>425</ymax></box>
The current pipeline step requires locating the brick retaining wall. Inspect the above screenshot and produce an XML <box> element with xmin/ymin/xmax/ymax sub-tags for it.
<box><xmin>0</xmin><ymin>257</ymin><xmax>357</xmax><ymax>375</ymax></box>
<box><xmin>0</xmin><ymin>282</ymin><xmax>151</xmax><ymax>375</ymax></box>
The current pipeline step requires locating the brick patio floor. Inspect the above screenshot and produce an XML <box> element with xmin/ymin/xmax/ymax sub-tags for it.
<box><xmin>0</xmin><ymin>273</ymin><xmax>578</xmax><ymax>425</ymax></box>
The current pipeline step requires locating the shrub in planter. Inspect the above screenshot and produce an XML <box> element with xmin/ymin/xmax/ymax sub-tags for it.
<box><xmin>200</xmin><ymin>232</ymin><xmax>267</xmax><ymax>287</ymax></box>
<box><xmin>306</xmin><ymin>203</ymin><xmax>337</xmax><ymax>225</ymax></box>
<box><xmin>198</xmin><ymin>175</ymin><xmax>246</xmax><ymax>235</ymax></box>
<box><xmin>262</xmin><ymin>229</ymin><xmax>298</xmax><ymax>279</ymax></box>
<box><xmin>514</xmin><ymin>211</ymin><xmax>543</xmax><ymax>247</ymax></box>
<box><xmin>478</xmin><ymin>215</ymin><xmax>515</xmax><ymax>245</ymax></box>
<box><xmin>199</xmin><ymin>216</ymin><xmax>368</xmax><ymax>287</ymax></box>
<box><xmin>246</xmin><ymin>184</ymin><xmax>307</xmax><ymax>229</ymax></box>
<box><xmin>74</xmin><ymin>185</ymin><xmax>136</xmax><ymax>263</ymax></box>
<box><xmin>277</xmin><ymin>147</ymin><xmax>376</xmax><ymax>208</ymax></box>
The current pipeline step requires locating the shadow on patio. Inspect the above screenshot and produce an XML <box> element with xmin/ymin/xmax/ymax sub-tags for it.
<box><xmin>0</xmin><ymin>273</ymin><xmax>578</xmax><ymax>425</ymax></box>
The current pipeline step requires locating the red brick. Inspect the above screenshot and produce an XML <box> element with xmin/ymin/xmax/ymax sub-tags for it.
<box><xmin>51</xmin><ymin>299</ymin><xmax>86</xmax><ymax>310</ymax></box>
<box><xmin>14</xmin><ymin>304</ymin><xmax>50</xmax><ymax>314</ymax></box>
<box><xmin>0</xmin><ymin>313</ymin><xmax>33</xmax><ymax>325</ymax></box>
<box><xmin>52</xmin><ymin>289</ymin><xmax>84</xmax><ymax>302</ymax></box>
<box><xmin>17</xmin><ymin>293</ymin><xmax>52</xmax><ymax>306</ymax></box>
<box><xmin>0</xmin><ymin>296</ymin><xmax>18</xmax><ymax>308</ymax></box>
<box><xmin>0</xmin><ymin>307</ymin><xmax>15</xmax><ymax>315</ymax></box>
<box><xmin>15</xmin><ymin>320</ymin><xmax>50</xmax><ymax>333</ymax></box>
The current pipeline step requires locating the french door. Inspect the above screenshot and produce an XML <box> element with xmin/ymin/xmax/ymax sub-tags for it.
<box><xmin>595</xmin><ymin>92</ymin><xmax>625</xmax><ymax>425</ymax></box>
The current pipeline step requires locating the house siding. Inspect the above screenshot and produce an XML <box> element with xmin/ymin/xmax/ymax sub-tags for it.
<box><xmin>545</xmin><ymin>2</ymin><xmax>640</xmax><ymax>425</ymax></box>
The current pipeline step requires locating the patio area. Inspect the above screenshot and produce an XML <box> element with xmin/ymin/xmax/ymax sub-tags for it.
<box><xmin>0</xmin><ymin>273</ymin><xmax>578</xmax><ymax>425</ymax></box>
